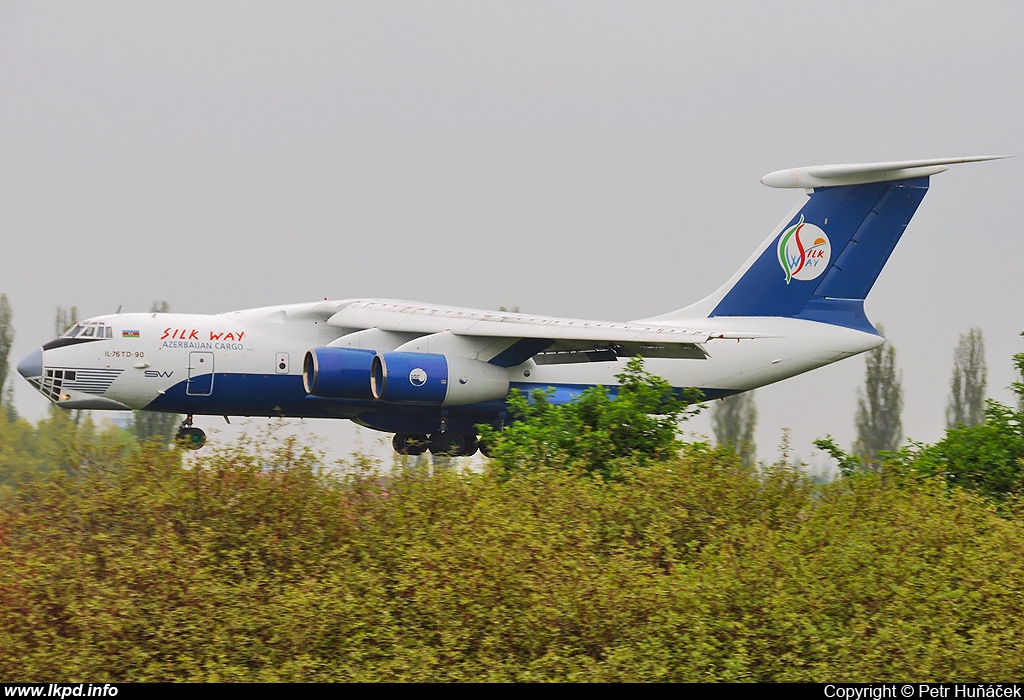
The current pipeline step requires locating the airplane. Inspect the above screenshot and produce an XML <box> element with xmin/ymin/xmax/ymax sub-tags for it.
<box><xmin>16</xmin><ymin>155</ymin><xmax>1007</xmax><ymax>456</ymax></box>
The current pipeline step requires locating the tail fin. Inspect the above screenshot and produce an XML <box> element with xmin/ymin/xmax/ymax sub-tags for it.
<box><xmin>675</xmin><ymin>156</ymin><xmax>1007</xmax><ymax>333</ymax></box>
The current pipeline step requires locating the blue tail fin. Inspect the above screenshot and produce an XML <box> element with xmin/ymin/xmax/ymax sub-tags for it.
<box><xmin>648</xmin><ymin>157</ymin><xmax>1006</xmax><ymax>332</ymax></box>
<box><xmin>708</xmin><ymin>177</ymin><xmax>930</xmax><ymax>332</ymax></box>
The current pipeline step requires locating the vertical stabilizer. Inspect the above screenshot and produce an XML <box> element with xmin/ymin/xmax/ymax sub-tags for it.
<box><xmin>654</xmin><ymin>156</ymin><xmax>1008</xmax><ymax>332</ymax></box>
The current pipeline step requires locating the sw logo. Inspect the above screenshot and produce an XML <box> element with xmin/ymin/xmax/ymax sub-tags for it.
<box><xmin>409</xmin><ymin>368</ymin><xmax>428</xmax><ymax>387</ymax></box>
<box><xmin>777</xmin><ymin>215</ymin><xmax>831</xmax><ymax>284</ymax></box>
<box><xmin>144</xmin><ymin>370</ymin><xmax>174</xmax><ymax>378</ymax></box>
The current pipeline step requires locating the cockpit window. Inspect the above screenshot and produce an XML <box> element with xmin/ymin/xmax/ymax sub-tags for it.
<box><xmin>59</xmin><ymin>322</ymin><xmax>112</xmax><ymax>340</ymax></box>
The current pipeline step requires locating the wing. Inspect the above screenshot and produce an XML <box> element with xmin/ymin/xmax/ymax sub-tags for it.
<box><xmin>325</xmin><ymin>300</ymin><xmax>769</xmax><ymax>367</ymax></box>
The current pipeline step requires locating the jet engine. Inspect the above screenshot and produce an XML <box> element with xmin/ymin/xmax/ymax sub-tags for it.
<box><xmin>303</xmin><ymin>348</ymin><xmax>510</xmax><ymax>406</ymax></box>
<box><xmin>303</xmin><ymin>347</ymin><xmax>377</xmax><ymax>399</ymax></box>
<box><xmin>371</xmin><ymin>352</ymin><xmax>510</xmax><ymax>405</ymax></box>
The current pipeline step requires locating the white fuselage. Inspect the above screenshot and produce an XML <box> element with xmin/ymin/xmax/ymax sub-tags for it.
<box><xmin>26</xmin><ymin>299</ymin><xmax>882</xmax><ymax>435</ymax></box>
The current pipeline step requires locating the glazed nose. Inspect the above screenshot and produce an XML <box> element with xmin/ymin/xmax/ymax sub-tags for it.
<box><xmin>17</xmin><ymin>347</ymin><xmax>42</xmax><ymax>380</ymax></box>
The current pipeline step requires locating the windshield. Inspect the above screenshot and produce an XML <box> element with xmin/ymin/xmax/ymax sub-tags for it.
<box><xmin>59</xmin><ymin>322</ymin><xmax>112</xmax><ymax>340</ymax></box>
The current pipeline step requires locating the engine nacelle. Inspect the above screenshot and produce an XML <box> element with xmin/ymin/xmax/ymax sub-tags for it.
<box><xmin>371</xmin><ymin>352</ymin><xmax>510</xmax><ymax>406</ymax></box>
<box><xmin>303</xmin><ymin>347</ymin><xmax>377</xmax><ymax>400</ymax></box>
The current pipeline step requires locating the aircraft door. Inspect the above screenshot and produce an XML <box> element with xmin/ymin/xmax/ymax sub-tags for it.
<box><xmin>187</xmin><ymin>352</ymin><xmax>215</xmax><ymax>396</ymax></box>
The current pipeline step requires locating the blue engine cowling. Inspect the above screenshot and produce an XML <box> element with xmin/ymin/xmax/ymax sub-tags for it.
<box><xmin>371</xmin><ymin>352</ymin><xmax>510</xmax><ymax>406</ymax></box>
<box><xmin>303</xmin><ymin>347</ymin><xmax>377</xmax><ymax>400</ymax></box>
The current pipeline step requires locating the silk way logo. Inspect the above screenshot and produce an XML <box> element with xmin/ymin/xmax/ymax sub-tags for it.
<box><xmin>777</xmin><ymin>215</ymin><xmax>831</xmax><ymax>284</ymax></box>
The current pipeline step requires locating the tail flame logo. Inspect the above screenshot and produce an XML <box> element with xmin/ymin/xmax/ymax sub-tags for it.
<box><xmin>777</xmin><ymin>215</ymin><xmax>831</xmax><ymax>284</ymax></box>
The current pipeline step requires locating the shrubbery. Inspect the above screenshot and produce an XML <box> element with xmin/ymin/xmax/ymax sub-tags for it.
<box><xmin>2</xmin><ymin>360</ymin><xmax>1024</xmax><ymax>680</ymax></box>
<box><xmin>480</xmin><ymin>357</ymin><xmax>703</xmax><ymax>480</ymax></box>
<box><xmin>2</xmin><ymin>428</ymin><xmax>1024</xmax><ymax>681</ymax></box>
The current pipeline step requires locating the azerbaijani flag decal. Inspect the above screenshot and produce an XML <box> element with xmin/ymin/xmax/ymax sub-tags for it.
<box><xmin>122</xmin><ymin>330</ymin><xmax>140</xmax><ymax>338</ymax></box>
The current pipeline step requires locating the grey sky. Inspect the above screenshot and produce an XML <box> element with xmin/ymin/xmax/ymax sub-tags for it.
<box><xmin>2</xmin><ymin>1</ymin><xmax>1022</xmax><ymax>465</ymax></box>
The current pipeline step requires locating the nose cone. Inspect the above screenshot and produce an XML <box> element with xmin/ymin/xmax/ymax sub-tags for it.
<box><xmin>17</xmin><ymin>347</ymin><xmax>42</xmax><ymax>380</ymax></box>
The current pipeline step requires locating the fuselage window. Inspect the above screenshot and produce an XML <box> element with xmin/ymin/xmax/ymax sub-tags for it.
<box><xmin>81</xmin><ymin>326</ymin><xmax>95</xmax><ymax>338</ymax></box>
<box><xmin>62</xmin><ymin>324</ymin><xmax>84</xmax><ymax>339</ymax></box>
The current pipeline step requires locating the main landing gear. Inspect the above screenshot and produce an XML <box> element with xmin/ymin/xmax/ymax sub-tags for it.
<box><xmin>392</xmin><ymin>431</ymin><xmax>486</xmax><ymax>457</ymax></box>
<box><xmin>176</xmin><ymin>415</ymin><xmax>207</xmax><ymax>450</ymax></box>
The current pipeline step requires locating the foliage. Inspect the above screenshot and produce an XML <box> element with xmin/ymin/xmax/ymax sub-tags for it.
<box><xmin>0</xmin><ymin>405</ymin><xmax>135</xmax><ymax>500</ymax></box>
<box><xmin>712</xmin><ymin>391</ymin><xmax>757</xmax><ymax>467</ymax></box>
<box><xmin>894</xmin><ymin>337</ymin><xmax>1024</xmax><ymax>501</ymax></box>
<box><xmin>0</xmin><ymin>295</ymin><xmax>14</xmax><ymax>422</ymax></box>
<box><xmin>131</xmin><ymin>301</ymin><xmax>181</xmax><ymax>443</ymax></box>
<box><xmin>813</xmin><ymin>435</ymin><xmax>863</xmax><ymax>478</ymax></box>
<box><xmin>1013</xmin><ymin>333</ymin><xmax>1024</xmax><ymax>413</ymax></box>
<box><xmin>54</xmin><ymin>305</ymin><xmax>79</xmax><ymax>337</ymax></box>
<box><xmin>2</xmin><ymin>435</ymin><xmax>1024</xmax><ymax>681</ymax></box>
<box><xmin>480</xmin><ymin>357</ymin><xmax>703</xmax><ymax>480</ymax></box>
<box><xmin>855</xmin><ymin>327</ymin><xmax>903</xmax><ymax>460</ymax></box>
<box><xmin>947</xmin><ymin>328</ymin><xmax>987</xmax><ymax>429</ymax></box>
<box><xmin>912</xmin><ymin>402</ymin><xmax>1024</xmax><ymax>501</ymax></box>
<box><xmin>130</xmin><ymin>411</ymin><xmax>181</xmax><ymax>444</ymax></box>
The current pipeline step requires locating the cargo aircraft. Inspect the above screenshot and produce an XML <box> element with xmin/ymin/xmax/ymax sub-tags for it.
<box><xmin>17</xmin><ymin>156</ymin><xmax>1006</xmax><ymax>455</ymax></box>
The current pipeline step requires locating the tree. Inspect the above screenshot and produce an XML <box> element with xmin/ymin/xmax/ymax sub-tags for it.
<box><xmin>910</xmin><ymin>334</ymin><xmax>1024</xmax><ymax>500</ymax></box>
<box><xmin>132</xmin><ymin>301</ymin><xmax>180</xmax><ymax>444</ymax></box>
<box><xmin>1013</xmin><ymin>333</ymin><xmax>1024</xmax><ymax>413</ymax></box>
<box><xmin>712</xmin><ymin>391</ymin><xmax>756</xmax><ymax>466</ymax></box>
<box><xmin>0</xmin><ymin>295</ymin><xmax>15</xmax><ymax>421</ymax></box>
<box><xmin>54</xmin><ymin>305</ymin><xmax>78</xmax><ymax>337</ymax></box>
<box><xmin>131</xmin><ymin>411</ymin><xmax>181</xmax><ymax>444</ymax></box>
<box><xmin>481</xmin><ymin>357</ymin><xmax>703</xmax><ymax>480</ymax></box>
<box><xmin>946</xmin><ymin>328</ymin><xmax>986</xmax><ymax>428</ymax></box>
<box><xmin>52</xmin><ymin>306</ymin><xmax>83</xmax><ymax>425</ymax></box>
<box><xmin>854</xmin><ymin>326</ymin><xmax>903</xmax><ymax>460</ymax></box>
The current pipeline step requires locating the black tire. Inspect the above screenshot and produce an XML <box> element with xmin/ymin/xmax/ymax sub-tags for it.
<box><xmin>177</xmin><ymin>427</ymin><xmax>207</xmax><ymax>450</ymax></box>
<box><xmin>429</xmin><ymin>432</ymin><xmax>466</xmax><ymax>455</ymax></box>
<box><xmin>406</xmin><ymin>434</ymin><xmax>429</xmax><ymax>456</ymax></box>
<box><xmin>393</xmin><ymin>433</ymin><xmax>429</xmax><ymax>456</ymax></box>
<box><xmin>461</xmin><ymin>435</ymin><xmax>479</xmax><ymax>457</ymax></box>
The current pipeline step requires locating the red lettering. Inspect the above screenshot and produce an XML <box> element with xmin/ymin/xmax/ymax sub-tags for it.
<box><xmin>161</xmin><ymin>328</ymin><xmax>171</xmax><ymax>340</ymax></box>
<box><xmin>237</xmin><ymin>331</ymin><xmax>244</xmax><ymax>341</ymax></box>
<box><xmin>224</xmin><ymin>332</ymin><xmax>235</xmax><ymax>341</ymax></box>
<box><xmin>189</xmin><ymin>330</ymin><xmax>199</xmax><ymax>340</ymax></box>
<box><xmin>210</xmin><ymin>331</ymin><xmax>223</xmax><ymax>341</ymax></box>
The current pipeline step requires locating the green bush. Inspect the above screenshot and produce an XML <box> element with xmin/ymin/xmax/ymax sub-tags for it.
<box><xmin>911</xmin><ymin>401</ymin><xmax>1024</xmax><ymax>500</ymax></box>
<box><xmin>481</xmin><ymin>357</ymin><xmax>703</xmax><ymax>480</ymax></box>
<box><xmin>2</xmin><ymin>435</ymin><xmax>1023</xmax><ymax>681</ymax></box>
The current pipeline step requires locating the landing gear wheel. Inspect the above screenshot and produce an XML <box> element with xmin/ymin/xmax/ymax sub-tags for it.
<box><xmin>175</xmin><ymin>415</ymin><xmax>207</xmax><ymax>450</ymax></box>
<box><xmin>429</xmin><ymin>431</ymin><xmax>467</xmax><ymax>456</ymax></box>
<box><xmin>177</xmin><ymin>427</ymin><xmax>207</xmax><ymax>450</ymax></box>
<box><xmin>428</xmin><ymin>432</ymin><xmax>478</xmax><ymax>456</ymax></box>
<box><xmin>393</xmin><ymin>433</ymin><xmax>429</xmax><ymax>456</ymax></box>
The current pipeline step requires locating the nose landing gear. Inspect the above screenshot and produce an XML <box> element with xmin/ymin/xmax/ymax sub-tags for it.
<box><xmin>175</xmin><ymin>415</ymin><xmax>207</xmax><ymax>450</ymax></box>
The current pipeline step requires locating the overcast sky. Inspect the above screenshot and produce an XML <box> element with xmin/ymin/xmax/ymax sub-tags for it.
<box><xmin>2</xmin><ymin>1</ymin><xmax>1022</xmax><ymax>467</ymax></box>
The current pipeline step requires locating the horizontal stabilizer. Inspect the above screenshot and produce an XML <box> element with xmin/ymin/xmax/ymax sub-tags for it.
<box><xmin>760</xmin><ymin>155</ymin><xmax>1009</xmax><ymax>189</ymax></box>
